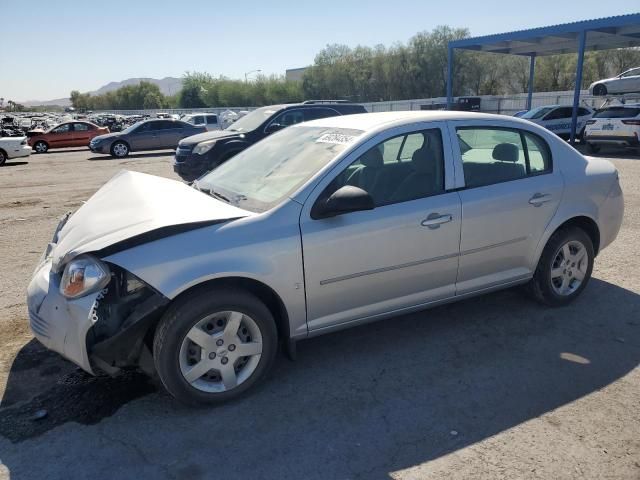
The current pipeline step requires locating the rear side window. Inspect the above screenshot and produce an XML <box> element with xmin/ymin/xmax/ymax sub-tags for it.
<box><xmin>593</xmin><ymin>107</ymin><xmax>640</xmax><ymax>119</ymax></box>
<box><xmin>304</xmin><ymin>108</ymin><xmax>339</xmax><ymax>121</ymax></box>
<box><xmin>192</xmin><ymin>116</ymin><xmax>205</xmax><ymax>125</ymax></box>
<box><xmin>457</xmin><ymin>127</ymin><xmax>551</xmax><ymax>188</ymax></box>
<box><xmin>206</xmin><ymin>115</ymin><xmax>218</xmax><ymax>124</ymax></box>
<box><xmin>73</xmin><ymin>123</ymin><xmax>89</xmax><ymax>131</ymax></box>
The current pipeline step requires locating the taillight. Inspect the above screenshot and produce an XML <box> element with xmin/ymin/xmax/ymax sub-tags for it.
<box><xmin>621</xmin><ymin>120</ymin><xmax>640</xmax><ymax>125</ymax></box>
<box><xmin>586</xmin><ymin>120</ymin><xmax>596</xmax><ymax>125</ymax></box>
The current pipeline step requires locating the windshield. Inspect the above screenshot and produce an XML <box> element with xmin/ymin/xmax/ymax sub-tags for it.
<box><xmin>593</xmin><ymin>107</ymin><xmax>640</xmax><ymax>119</ymax></box>
<box><xmin>521</xmin><ymin>106</ymin><xmax>555</xmax><ymax>119</ymax></box>
<box><xmin>225</xmin><ymin>106</ymin><xmax>283</xmax><ymax>132</ymax></box>
<box><xmin>196</xmin><ymin>125</ymin><xmax>364</xmax><ymax>212</ymax></box>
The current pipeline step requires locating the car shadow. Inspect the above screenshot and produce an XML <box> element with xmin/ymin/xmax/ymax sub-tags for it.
<box><xmin>0</xmin><ymin>277</ymin><xmax>638</xmax><ymax>478</ymax></box>
<box><xmin>38</xmin><ymin>148</ymin><xmax>89</xmax><ymax>154</ymax></box>
<box><xmin>0</xmin><ymin>161</ymin><xmax>28</xmax><ymax>167</ymax></box>
<box><xmin>87</xmin><ymin>151</ymin><xmax>174</xmax><ymax>161</ymax></box>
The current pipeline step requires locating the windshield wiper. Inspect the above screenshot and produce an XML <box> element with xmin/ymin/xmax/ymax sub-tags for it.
<box><xmin>209</xmin><ymin>189</ymin><xmax>231</xmax><ymax>203</ymax></box>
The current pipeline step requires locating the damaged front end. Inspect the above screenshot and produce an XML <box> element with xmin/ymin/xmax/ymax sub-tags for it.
<box><xmin>88</xmin><ymin>264</ymin><xmax>169</xmax><ymax>376</ymax></box>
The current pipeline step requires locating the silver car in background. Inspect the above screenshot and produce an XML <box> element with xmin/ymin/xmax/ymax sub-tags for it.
<box><xmin>27</xmin><ymin>112</ymin><xmax>624</xmax><ymax>405</ymax></box>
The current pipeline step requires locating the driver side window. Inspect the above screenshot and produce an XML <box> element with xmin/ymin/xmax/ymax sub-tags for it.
<box><xmin>53</xmin><ymin>124</ymin><xmax>71</xmax><ymax>134</ymax></box>
<box><xmin>325</xmin><ymin>128</ymin><xmax>445</xmax><ymax>208</ymax></box>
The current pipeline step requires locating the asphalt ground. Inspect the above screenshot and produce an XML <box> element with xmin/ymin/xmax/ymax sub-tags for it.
<box><xmin>0</xmin><ymin>146</ymin><xmax>638</xmax><ymax>479</ymax></box>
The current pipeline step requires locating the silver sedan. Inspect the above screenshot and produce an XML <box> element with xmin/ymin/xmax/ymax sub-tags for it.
<box><xmin>27</xmin><ymin>111</ymin><xmax>624</xmax><ymax>405</ymax></box>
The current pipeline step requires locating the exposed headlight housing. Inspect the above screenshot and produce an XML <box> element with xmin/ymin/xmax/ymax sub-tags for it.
<box><xmin>60</xmin><ymin>255</ymin><xmax>110</xmax><ymax>299</ymax></box>
<box><xmin>192</xmin><ymin>139</ymin><xmax>217</xmax><ymax>155</ymax></box>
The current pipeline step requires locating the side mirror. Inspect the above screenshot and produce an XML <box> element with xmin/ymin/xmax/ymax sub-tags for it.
<box><xmin>265</xmin><ymin>123</ymin><xmax>284</xmax><ymax>134</ymax></box>
<box><xmin>312</xmin><ymin>185</ymin><xmax>374</xmax><ymax>219</ymax></box>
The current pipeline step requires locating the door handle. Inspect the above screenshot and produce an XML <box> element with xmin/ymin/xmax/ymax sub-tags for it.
<box><xmin>421</xmin><ymin>213</ymin><xmax>453</xmax><ymax>229</ymax></box>
<box><xmin>529</xmin><ymin>192</ymin><xmax>552</xmax><ymax>206</ymax></box>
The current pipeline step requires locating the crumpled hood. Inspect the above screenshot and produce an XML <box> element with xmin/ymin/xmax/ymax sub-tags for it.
<box><xmin>51</xmin><ymin>170</ymin><xmax>252</xmax><ymax>270</ymax></box>
<box><xmin>179</xmin><ymin>129</ymin><xmax>241</xmax><ymax>147</ymax></box>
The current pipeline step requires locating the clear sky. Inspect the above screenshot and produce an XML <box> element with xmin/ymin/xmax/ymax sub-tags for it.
<box><xmin>1</xmin><ymin>0</ymin><xmax>638</xmax><ymax>101</ymax></box>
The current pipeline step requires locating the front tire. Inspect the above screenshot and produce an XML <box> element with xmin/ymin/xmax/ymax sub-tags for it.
<box><xmin>153</xmin><ymin>288</ymin><xmax>278</xmax><ymax>405</ymax></box>
<box><xmin>110</xmin><ymin>141</ymin><xmax>129</xmax><ymax>158</ymax></box>
<box><xmin>33</xmin><ymin>141</ymin><xmax>48</xmax><ymax>154</ymax></box>
<box><xmin>0</xmin><ymin>150</ymin><xmax>6</xmax><ymax>166</ymax></box>
<box><xmin>527</xmin><ymin>227</ymin><xmax>594</xmax><ymax>306</ymax></box>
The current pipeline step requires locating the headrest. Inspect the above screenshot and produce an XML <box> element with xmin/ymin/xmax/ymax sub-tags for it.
<box><xmin>492</xmin><ymin>143</ymin><xmax>519</xmax><ymax>163</ymax></box>
<box><xmin>411</xmin><ymin>147</ymin><xmax>435</xmax><ymax>174</ymax></box>
<box><xmin>360</xmin><ymin>148</ymin><xmax>383</xmax><ymax>168</ymax></box>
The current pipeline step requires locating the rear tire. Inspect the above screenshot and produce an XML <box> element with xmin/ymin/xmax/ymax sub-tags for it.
<box><xmin>0</xmin><ymin>150</ymin><xmax>6</xmax><ymax>166</ymax></box>
<box><xmin>527</xmin><ymin>227</ymin><xmax>594</xmax><ymax>307</ymax></box>
<box><xmin>110</xmin><ymin>141</ymin><xmax>129</xmax><ymax>158</ymax></box>
<box><xmin>153</xmin><ymin>288</ymin><xmax>278</xmax><ymax>406</ymax></box>
<box><xmin>33</xmin><ymin>141</ymin><xmax>48</xmax><ymax>154</ymax></box>
<box><xmin>593</xmin><ymin>84</ymin><xmax>607</xmax><ymax>96</ymax></box>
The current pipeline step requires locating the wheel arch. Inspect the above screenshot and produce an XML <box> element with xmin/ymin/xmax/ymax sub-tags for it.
<box><xmin>540</xmin><ymin>215</ymin><xmax>601</xmax><ymax>261</ymax></box>
<box><xmin>148</xmin><ymin>276</ymin><xmax>291</xmax><ymax>344</ymax></box>
<box><xmin>0</xmin><ymin>148</ymin><xmax>7</xmax><ymax>158</ymax></box>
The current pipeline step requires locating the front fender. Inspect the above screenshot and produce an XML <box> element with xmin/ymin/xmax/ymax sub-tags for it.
<box><xmin>103</xmin><ymin>201</ymin><xmax>308</xmax><ymax>338</ymax></box>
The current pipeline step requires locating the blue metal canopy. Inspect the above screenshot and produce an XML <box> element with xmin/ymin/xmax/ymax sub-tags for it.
<box><xmin>446</xmin><ymin>13</ymin><xmax>640</xmax><ymax>143</ymax></box>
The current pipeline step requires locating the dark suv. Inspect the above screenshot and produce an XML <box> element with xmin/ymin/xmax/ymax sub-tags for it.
<box><xmin>173</xmin><ymin>100</ymin><xmax>367</xmax><ymax>181</ymax></box>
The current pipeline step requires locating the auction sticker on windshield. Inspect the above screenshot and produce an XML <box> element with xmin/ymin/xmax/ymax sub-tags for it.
<box><xmin>316</xmin><ymin>132</ymin><xmax>358</xmax><ymax>144</ymax></box>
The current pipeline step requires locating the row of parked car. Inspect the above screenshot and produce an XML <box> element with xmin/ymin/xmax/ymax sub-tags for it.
<box><xmin>2</xmin><ymin>98</ymin><xmax>640</xmax><ymax>167</ymax></box>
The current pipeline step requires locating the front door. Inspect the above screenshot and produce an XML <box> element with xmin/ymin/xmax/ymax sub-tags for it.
<box><xmin>300</xmin><ymin>123</ymin><xmax>461</xmax><ymax>332</ymax></box>
<box><xmin>48</xmin><ymin>123</ymin><xmax>74</xmax><ymax>148</ymax></box>
<box><xmin>449</xmin><ymin>122</ymin><xmax>563</xmax><ymax>294</ymax></box>
<box><xmin>128</xmin><ymin>122</ymin><xmax>157</xmax><ymax>150</ymax></box>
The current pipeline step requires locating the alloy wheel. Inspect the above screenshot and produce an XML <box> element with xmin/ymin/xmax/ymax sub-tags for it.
<box><xmin>178</xmin><ymin>310</ymin><xmax>263</xmax><ymax>393</ymax></box>
<box><xmin>550</xmin><ymin>240</ymin><xmax>588</xmax><ymax>296</ymax></box>
<box><xmin>112</xmin><ymin>143</ymin><xmax>128</xmax><ymax>157</ymax></box>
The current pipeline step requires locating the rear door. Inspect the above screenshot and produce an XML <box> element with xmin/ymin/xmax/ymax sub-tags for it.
<box><xmin>449</xmin><ymin>121</ymin><xmax>563</xmax><ymax>294</ymax></box>
<box><xmin>616</xmin><ymin>68</ymin><xmax>640</xmax><ymax>93</ymax></box>
<box><xmin>71</xmin><ymin>122</ymin><xmax>92</xmax><ymax>146</ymax></box>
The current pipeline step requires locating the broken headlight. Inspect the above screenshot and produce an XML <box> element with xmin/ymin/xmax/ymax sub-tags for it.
<box><xmin>60</xmin><ymin>254</ymin><xmax>110</xmax><ymax>299</ymax></box>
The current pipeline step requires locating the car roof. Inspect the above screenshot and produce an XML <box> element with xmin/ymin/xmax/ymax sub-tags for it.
<box><xmin>298</xmin><ymin>111</ymin><xmax>539</xmax><ymax>132</ymax></box>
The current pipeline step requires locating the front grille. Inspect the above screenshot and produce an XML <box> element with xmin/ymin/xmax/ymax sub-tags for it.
<box><xmin>177</xmin><ymin>145</ymin><xmax>193</xmax><ymax>154</ymax></box>
<box><xmin>29</xmin><ymin>310</ymin><xmax>50</xmax><ymax>338</ymax></box>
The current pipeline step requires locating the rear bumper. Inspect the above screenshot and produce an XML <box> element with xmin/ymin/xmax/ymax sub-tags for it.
<box><xmin>599</xmin><ymin>177</ymin><xmax>624</xmax><ymax>252</ymax></box>
<box><xmin>8</xmin><ymin>145</ymin><xmax>32</xmax><ymax>159</ymax></box>
<box><xmin>585</xmin><ymin>134</ymin><xmax>639</xmax><ymax>146</ymax></box>
<box><xmin>27</xmin><ymin>260</ymin><xmax>99</xmax><ymax>374</ymax></box>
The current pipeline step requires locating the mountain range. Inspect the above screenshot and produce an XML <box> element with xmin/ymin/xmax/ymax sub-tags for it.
<box><xmin>21</xmin><ymin>77</ymin><xmax>183</xmax><ymax>107</ymax></box>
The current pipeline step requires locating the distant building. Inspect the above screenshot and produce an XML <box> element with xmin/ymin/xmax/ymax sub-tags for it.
<box><xmin>285</xmin><ymin>67</ymin><xmax>308</xmax><ymax>82</ymax></box>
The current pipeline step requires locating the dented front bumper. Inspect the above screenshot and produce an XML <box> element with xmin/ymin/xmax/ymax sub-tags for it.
<box><xmin>27</xmin><ymin>260</ymin><xmax>102</xmax><ymax>374</ymax></box>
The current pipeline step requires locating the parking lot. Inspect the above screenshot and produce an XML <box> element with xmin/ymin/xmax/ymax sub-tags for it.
<box><xmin>0</xmin><ymin>147</ymin><xmax>638</xmax><ymax>479</ymax></box>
